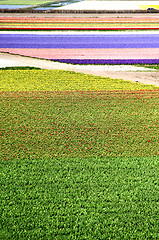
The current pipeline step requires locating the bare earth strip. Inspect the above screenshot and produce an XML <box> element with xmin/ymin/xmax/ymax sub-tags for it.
<box><xmin>0</xmin><ymin>52</ymin><xmax>159</xmax><ymax>87</ymax></box>
<box><xmin>0</xmin><ymin>13</ymin><xmax>159</xmax><ymax>18</ymax></box>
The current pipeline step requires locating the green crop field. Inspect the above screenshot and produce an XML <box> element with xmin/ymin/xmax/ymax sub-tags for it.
<box><xmin>136</xmin><ymin>64</ymin><xmax>159</xmax><ymax>70</ymax></box>
<box><xmin>0</xmin><ymin>0</ymin><xmax>54</xmax><ymax>5</ymax></box>
<box><xmin>1</xmin><ymin>69</ymin><xmax>159</xmax><ymax>239</ymax></box>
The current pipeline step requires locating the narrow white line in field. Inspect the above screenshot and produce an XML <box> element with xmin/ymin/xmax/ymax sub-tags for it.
<box><xmin>0</xmin><ymin>31</ymin><xmax>159</xmax><ymax>35</ymax></box>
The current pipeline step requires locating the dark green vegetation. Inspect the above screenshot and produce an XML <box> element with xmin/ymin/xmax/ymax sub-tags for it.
<box><xmin>1</xmin><ymin>155</ymin><xmax>158</xmax><ymax>239</ymax></box>
<box><xmin>136</xmin><ymin>64</ymin><xmax>159</xmax><ymax>70</ymax></box>
<box><xmin>1</xmin><ymin>70</ymin><xmax>159</xmax><ymax>239</ymax></box>
<box><xmin>0</xmin><ymin>0</ymin><xmax>54</xmax><ymax>5</ymax></box>
<box><xmin>0</xmin><ymin>66</ymin><xmax>41</xmax><ymax>70</ymax></box>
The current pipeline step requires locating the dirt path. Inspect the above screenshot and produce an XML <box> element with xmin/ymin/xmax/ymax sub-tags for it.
<box><xmin>1</xmin><ymin>52</ymin><xmax>159</xmax><ymax>87</ymax></box>
<box><xmin>78</xmin><ymin>69</ymin><xmax>159</xmax><ymax>86</ymax></box>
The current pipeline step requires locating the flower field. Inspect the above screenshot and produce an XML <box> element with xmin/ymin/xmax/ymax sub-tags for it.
<box><xmin>1</xmin><ymin>69</ymin><xmax>159</xmax><ymax>239</ymax></box>
<box><xmin>59</xmin><ymin>0</ymin><xmax>159</xmax><ymax>11</ymax></box>
<box><xmin>1</xmin><ymin>10</ymin><xmax>159</xmax><ymax>239</ymax></box>
<box><xmin>0</xmin><ymin>15</ymin><xmax>159</xmax><ymax>64</ymax></box>
<box><xmin>52</xmin><ymin>58</ymin><xmax>159</xmax><ymax>64</ymax></box>
<box><xmin>0</xmin><ymin>32</ymin><xmax>159</xmax><ymax>64</ymax></box>
<box><xmin>1</xmin><ymin>17</ymin><xmax>159</xmax><ymax>23</ymax></box>
<box><xmin>0</xmin><ymin>16</ymin><xmax>159</xmax><ymax>30</ymax></box>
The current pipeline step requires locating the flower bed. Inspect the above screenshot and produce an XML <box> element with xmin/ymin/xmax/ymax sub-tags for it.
<box><xmin>0</xmin><ymin>16</ymin><xmax>159</xmax><ymax>30</ymax></box>
<box><xmin>1</xmin><ymin>12</ymin><xmax>159</xmax><ymax>240</ymax></box>
<box><xmin>0</xmin><ymin>17</ymin><xmax>159</xmax><ymax>23</ymax></box>
<box><xmin>1</xmin><ymin>69</ymin><xmax>158</xmax><ymax>239</ymax></box>
<box><xmin>1</xmin><ymin>69</ymin><xmax>158</xmax><ymax>160</ymax></box>
<box><xmin>52</xmin><ymin>59</ymin><xmax>159</xmax><ymax>64</ymax></box>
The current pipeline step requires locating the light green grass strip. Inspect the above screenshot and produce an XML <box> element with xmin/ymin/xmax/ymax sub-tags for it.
<box><xmin>136</xmin><ymin>64</ymin><xmax>159</xmax><ymax>70</ymax></box>
<box><xmin>0</xmin><ymin>69</ymin><xmax>158</xmax><ymax>92</ymax></box>
<box><xmin>0</xmin><ymin>0</ymin><xmax>53</xmax><ymax>5</ymax></box>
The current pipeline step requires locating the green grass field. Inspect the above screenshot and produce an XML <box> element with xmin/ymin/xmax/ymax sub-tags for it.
<box><xmin>1</xmin><ymin>69</ymin><xmax>159</xmax><ymax>239</ymax></box>
<box><xmin>136</xmin><ymin>64</ymin><xmax>159</xmax><ymax>70</ymax></box>
<box><xmin>0</xmin><ymin>0</ymin><xmax>54</xmax><ymax>5</ymax></box>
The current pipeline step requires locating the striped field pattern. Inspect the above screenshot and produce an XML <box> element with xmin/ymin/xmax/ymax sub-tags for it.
<box><xmin>0</xmin><ymin>16</ymin><xmax>159</xmax><ymax>64</ymax></box>
<box><xmin>0</xmin><ymin>16</ymin><xmax>159</xmax><ymax>30</ymax></box>
<box><xmin>1</xmin><ymin>13</ymin><xmax>159</xmax><ymax>240</ymax></box>
<box><xmin>0</xmin><ymin>31</ymin><xmax>159</xmax><ymax>64</ymax></box>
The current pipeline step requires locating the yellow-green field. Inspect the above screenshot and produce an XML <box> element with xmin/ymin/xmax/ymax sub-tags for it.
<box><xmin>0</xmin><ymin>69</ymin><xmax>158</xmax><ymax>92</ymax></box>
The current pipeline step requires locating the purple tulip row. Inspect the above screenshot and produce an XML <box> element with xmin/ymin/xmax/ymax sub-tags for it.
<box><xmin>51</xmin><ymin>59</ymin><xmax>159</xmax><ymax>65</ymax></box>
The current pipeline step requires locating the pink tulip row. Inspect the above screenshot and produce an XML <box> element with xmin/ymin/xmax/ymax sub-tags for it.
<box><xmin>0</xmin><ymin>48</ymin><xmax>158</xmax><ymax>60</ymax></box>
<box><xmin>0</xmin><ymin>17</ymin><xmax>158</xmax><ymax>23</ymax></box>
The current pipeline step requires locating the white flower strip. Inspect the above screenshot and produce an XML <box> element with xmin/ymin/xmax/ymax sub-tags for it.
<box><xmin>0</xmin><ymin>31</ymin><xmax>159</xmax><ymax>35</ymax></box>
<box><xmin>60</xmin><ymin>1</ymin><xmax>159</xmax><ymax>10</ymax></box>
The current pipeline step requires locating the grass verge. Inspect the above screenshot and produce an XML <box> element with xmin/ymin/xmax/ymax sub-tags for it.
<box><xmin>135</xmin><ymin>64</ymin><xmax>159</xmax><ymax>70</ymax></box>
<box><xmin>0</xmin><ymin>0</ymin><xmax>53</xmax><ymax>5</ymax></box>
<box><xmin>0</xmin><ymin>66</ymin><xmax>41</xmax><ymax>70</ymax></box>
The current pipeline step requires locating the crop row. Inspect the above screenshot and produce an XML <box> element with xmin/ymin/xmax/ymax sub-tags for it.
<box><xmin>1</xmin><ymin>27</ymin><xmax>159</xmax><ymax>31</ymax></box>
<box><xmin>0</xmin><ymin>17</ymin><xmax>159</xmax><ymax>23</ymax></box>
<box><xmin>1</xmin><ymin>23</ymin><xmax>159</xmax><ymax>28</ymax></box>
<box><xmin>0</xmin><ymin>16</ymin><xmax>158</xmax><ymax>31</ymax></box>
<box><xmin>1</xmin><ymin>34</ymin><xmax>159</xmax><ymax>48</ymax></box>
<box><xmin>0</xmin><ymin>48</ymin><xmax>158</xmax><ymax>63</ymax></box>
<box><xmin>52</xmin><ymin>59</ymin><xmax>159</xmax><ymax>64</ymax></box>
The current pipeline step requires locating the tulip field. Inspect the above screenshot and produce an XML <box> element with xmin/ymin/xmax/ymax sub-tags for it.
<box><xmin>0</xmin><ymin>10</ymin><xmax>159</xmax><ymax>239</ymax></box>
<box><xmin>0</xmin><ymin>15</ymin><xmax>159</xmax><ymax>64</ymax></box>
<box><xmin>0</xmin><ymin>16</ymin><xmax>159</xmax><ymax>30</ymax></box>
<box><xmin>1</xmin><ymin>68</ymin><xmax>159</xmax><ymax>239</ymax></box>
<box><xmin>1</xmin><ymin>32</ymin><xmax>159</xmax><ymax>64</ymax></box>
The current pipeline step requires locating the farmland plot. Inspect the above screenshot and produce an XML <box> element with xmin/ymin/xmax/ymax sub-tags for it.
<box><xmin>1</xmin><ymin>69</ymin><xmax>159</xmax><ymax>239</ymax></box>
